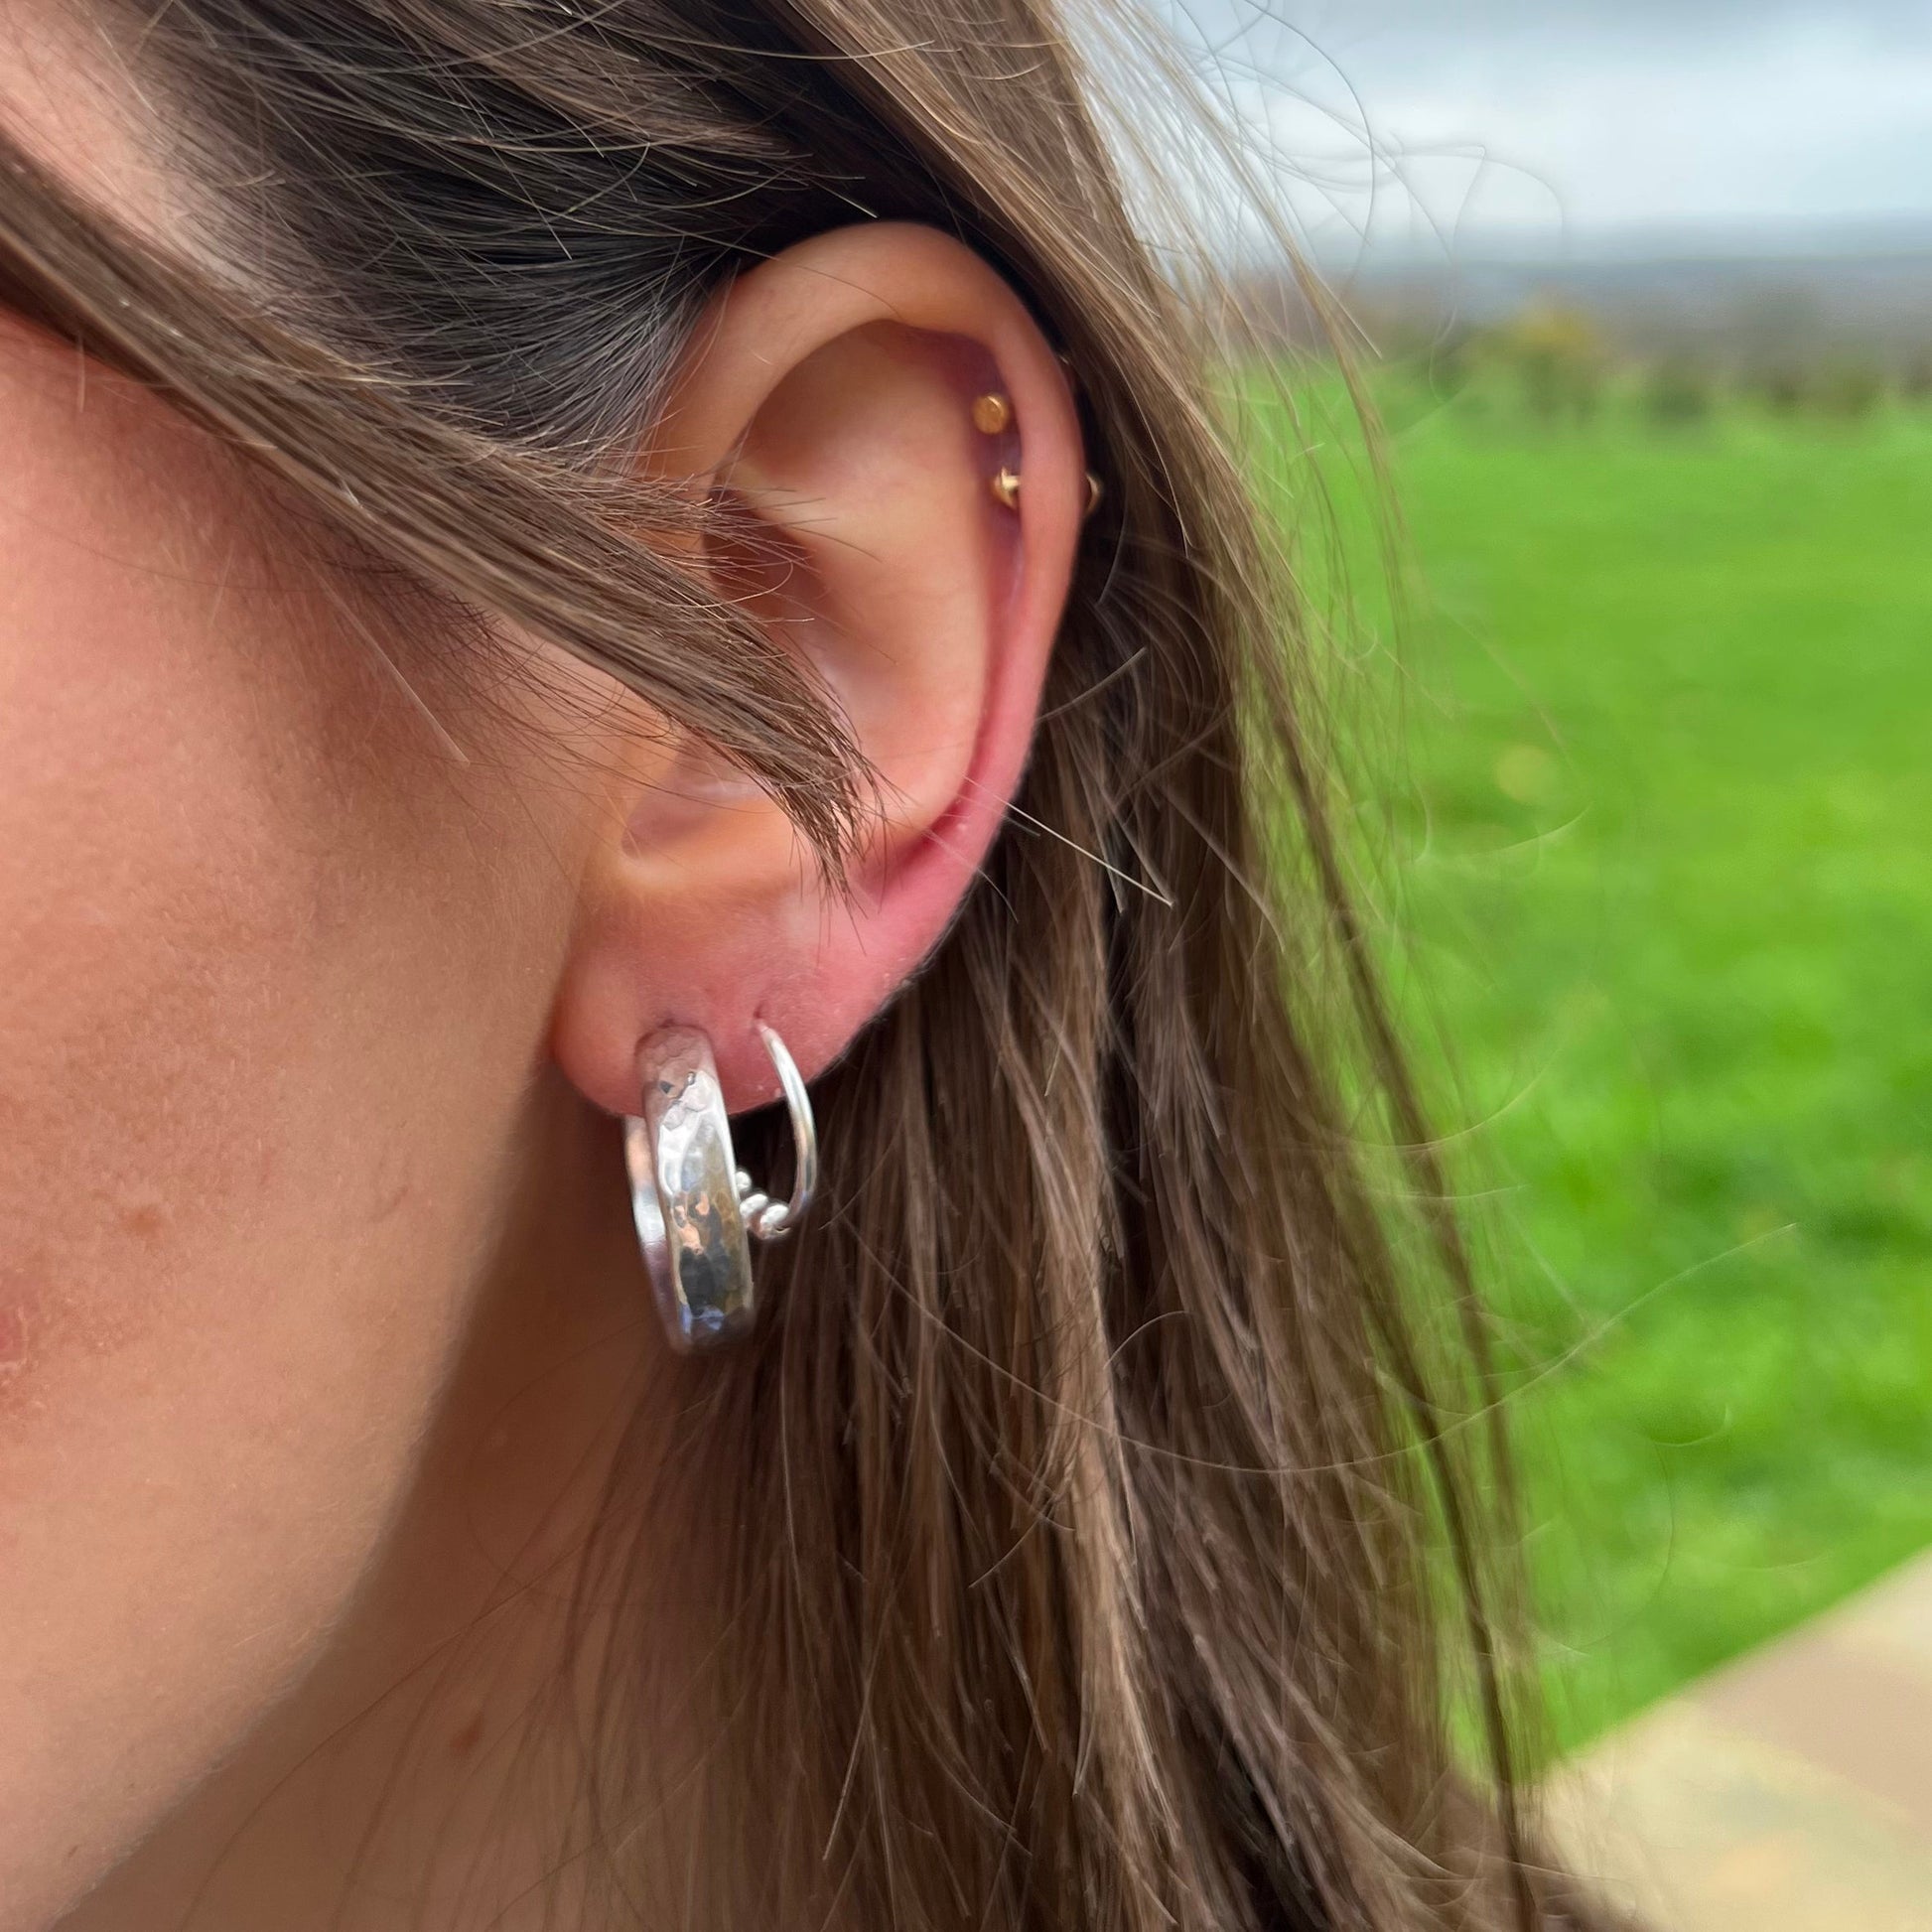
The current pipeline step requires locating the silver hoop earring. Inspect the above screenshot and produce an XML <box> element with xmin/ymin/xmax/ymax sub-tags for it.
<box><xmin>623</xmin><ymin>1022</ymin><xmax>817</xmax><ymax>1353</ymax></box>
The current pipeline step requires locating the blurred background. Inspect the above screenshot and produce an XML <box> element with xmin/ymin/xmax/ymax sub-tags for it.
<box><xmin>1147</xmin><ymin>3</ymin><xmax>1932</xmax><ymax>1915</ymax></box>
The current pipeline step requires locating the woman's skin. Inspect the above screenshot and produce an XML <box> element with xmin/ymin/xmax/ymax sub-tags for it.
<box><xmin>0</xmin><ymin>12</ymin><xmax>1086</xmax><ymax>1925</ymax></box>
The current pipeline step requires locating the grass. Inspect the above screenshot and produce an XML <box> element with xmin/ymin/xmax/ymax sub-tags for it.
<box><xmin>1261</xmin><ymin>377</ymin><xmax>1932</xmax><ymax>1752</ymax></box>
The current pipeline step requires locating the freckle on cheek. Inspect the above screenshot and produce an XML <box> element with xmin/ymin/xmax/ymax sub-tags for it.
<box><xmin>119</xmin><ymin>1192</ymin><xmax>167</xmax><ymax>1244</ymax></box>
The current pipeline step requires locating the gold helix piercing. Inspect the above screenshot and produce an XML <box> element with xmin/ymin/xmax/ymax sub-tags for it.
<box><xmin>972</xmin><ymin>391</ymin><xmax>1012</xmax><ymax>434</ymax></box>
<box><xmin>973</xmin><ymin>389</ymin><xmax>1101</xmax><ymax>519</ymax></box>
<box><xmin>987</xmin><ymin>466</ymin><xmax>1103</xmax><ymax>518</ymax></box>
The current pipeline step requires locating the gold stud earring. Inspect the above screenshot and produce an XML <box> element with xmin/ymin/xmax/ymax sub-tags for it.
<box><xmin>972</xmin><ymin>392</ymin><xmax>1012</xmax><ymax>435</ymax></box>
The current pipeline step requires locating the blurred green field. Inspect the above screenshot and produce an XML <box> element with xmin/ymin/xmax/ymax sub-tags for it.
<box><xmin>1281</xmin><ymin>382</ymin><xmax>1932</xmax><ymax>1751</ymax></box>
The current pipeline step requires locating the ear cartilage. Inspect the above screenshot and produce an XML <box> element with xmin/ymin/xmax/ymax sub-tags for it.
<box><xmin>972</xmin><ymin>392</ymin><xmax>1013</xmax><ymax>434</ymax></box>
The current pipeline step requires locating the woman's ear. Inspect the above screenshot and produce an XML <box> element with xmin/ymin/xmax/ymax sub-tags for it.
<box><xmin>548</xmin><ymin>222</ymin><xmax>1087</xmax><ymax>1115</ymax></box>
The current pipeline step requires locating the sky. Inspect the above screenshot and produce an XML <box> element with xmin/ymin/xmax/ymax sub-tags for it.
<box><xmin>1150</xmin><ymin>0</ymin><xmax>1932</xmax><ymax>257</ymax></box>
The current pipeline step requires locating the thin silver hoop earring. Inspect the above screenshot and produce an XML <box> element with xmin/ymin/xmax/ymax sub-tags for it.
<box><xmin>623</xmin><ymin>1021</ymin><xmax>817</xmax><ymax>1353</ymax></box>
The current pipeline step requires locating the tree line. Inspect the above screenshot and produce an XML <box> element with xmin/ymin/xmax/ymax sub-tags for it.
<box><xmin>1389</xmin><ymin>301</ymin><xmax>1932</xmax><ymax>428</ymax></box>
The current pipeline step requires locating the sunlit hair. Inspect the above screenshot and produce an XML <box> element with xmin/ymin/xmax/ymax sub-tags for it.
<box><xmin>0</xmin><ymin>3</ymin><xmax>1611</xmax><ymax>1925</ymax></box>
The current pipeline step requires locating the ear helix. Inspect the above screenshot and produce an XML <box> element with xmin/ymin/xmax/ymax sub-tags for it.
<box><xmin>972</xmin><ymin>389</ymin><xmax>1103</xmax><ymax>518</ymax></box>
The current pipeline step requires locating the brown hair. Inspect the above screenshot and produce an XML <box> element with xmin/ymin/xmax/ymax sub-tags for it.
<box><xmin>0</xmin><ymin>3</ymin><xmax>1600</xmax><ymax>1927</ymax></box>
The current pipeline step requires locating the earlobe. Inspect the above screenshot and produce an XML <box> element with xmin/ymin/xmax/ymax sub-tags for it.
<box><xmin>548</xmin><ymin>222</ymin><xmax>1086</xmax><ymax>1119</ymax></box>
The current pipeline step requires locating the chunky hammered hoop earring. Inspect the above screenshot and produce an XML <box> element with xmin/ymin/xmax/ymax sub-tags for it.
<box><xmin>623</xmin><ymin>1022</ymin><xmax>817</xmax><ymax>1353</ymax></box>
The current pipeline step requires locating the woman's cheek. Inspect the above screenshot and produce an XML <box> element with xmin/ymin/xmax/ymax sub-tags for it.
<box><xmin>0</xmin><ymin>325</ymin><xmax>566</xmax><ymax>1919</ymax></box>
